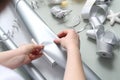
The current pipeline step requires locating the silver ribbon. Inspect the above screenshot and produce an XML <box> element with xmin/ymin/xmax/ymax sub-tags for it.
<box><xmin>82</xmin><ymin>0</ymin><xmax>119</xmax><ymax>58</ymax></box>
<box><xmin>50</xmin><ymin>6</ymin><xmax>72</xmax><ymax>19</ymax></box>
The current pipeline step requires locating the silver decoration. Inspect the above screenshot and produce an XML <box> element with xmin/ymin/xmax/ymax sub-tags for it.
<box><xmin>6</xmin><ymin>19</ymin><xmax>21</xmax><ymax>38</ymax></box>
<box><xmin>12</xmin><ymin>0</ymin><xmax>101</xmax><ymax>79</ymax></box>
<box><xmin>0</xmin><ymin>19</ymin><xmax>21</xmax><ymax>42</ymax></box>
<box><xmin>81</xmin><ymin>0</ymin><xmax>119</xmax><ymax>58</ymax></box>
<box><xmin>50</xmin><ymin>6</ymin><xmax>72</xmax><ymax>19</ymax></box>
<box><xmin>30</xmin><ymin>0</ymin><xmax>45</xmax><ymax>10</ymax></box>
<box><xmin>107</xmin><ymin>10</ymin><xmax>120</xmax><ymax>26</ymax></box>
<box><xmin>30</xmin><ymin>0</ymin><xmax>39</xmax><ymax>10</ymax></box>
<box><xmin>0</xmin><ymin>27</ymin><xmax>8</xmax><ymax>42</ymax></box>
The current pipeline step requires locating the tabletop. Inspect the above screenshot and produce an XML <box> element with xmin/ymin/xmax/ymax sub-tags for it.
<box><xmin>0</xmin><ymin>0</ymin><xmax>120</xmax><ymax>80</ymax></box>
<box><xmin>25</xmin><ymin>0</ymin><xmax>120</xmax><ymax>80</ymax></box>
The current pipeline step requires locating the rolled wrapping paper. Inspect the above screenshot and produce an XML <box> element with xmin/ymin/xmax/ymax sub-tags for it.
<box><xmin>12</xmin><ymin>0</ymin><xmax>67</xmax><ymax>68</ymax></box>
<box><xmin>0</xmin><ymin>27</ymin><xmax>46</xmax><ymax>80</ymax></box>
<box><xmin>12</xmin><ymin>0</ymin><xmax>101</xmax><ymax>79</ymax></box>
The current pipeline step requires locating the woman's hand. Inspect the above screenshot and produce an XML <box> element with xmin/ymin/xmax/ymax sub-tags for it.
<box><xmin>54</xmin><ymin>29</ymin><xmax>85</xmax><ymax>80</ymax></box>
<box><xmin>0</xmin><ymin>44</ymin><xmax>44</xmax><ymax>69</ymax></box>
<box><xmin>54</xmin><ymin>29</ymin><xmax>80</xmax><ymax>50</ymax></box>
<box><xmin>17</xmin><ymin>44</ymin><xmax>44</xmax><ymax>64</ymax></box>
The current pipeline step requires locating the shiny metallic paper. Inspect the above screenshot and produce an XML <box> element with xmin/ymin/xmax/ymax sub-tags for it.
<box><xmin>12</xmin><ymin>0</ymin><xmax>101</xmax><ymax>79</ymax></box>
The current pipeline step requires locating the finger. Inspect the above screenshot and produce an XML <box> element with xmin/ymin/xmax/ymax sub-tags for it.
<box><xmin>28</xmin><ymin>53</ymin><xmax>43</xmax><ymax>61</ymax></box>
<box><xmin>54</xmin><ymin>38</ymin><xmax>61</xmax><ymax>45</ymax></box>
<box><xmin>57</xmin><ymin>30</ymin><xmax>68</xmax><ymax>38</ymax></box>
<box><xmin>18</xmin><ymin>44</ymin><xmax>34</xmax><ymax>51</ymax></box>
<box><xmin>30</xmin><ymin>46</ymin><xmax>44</xmax><ymax>55</ymax></box>
<box><xmin>34</xmin><ymin>45</ymin><xmax>44</xmax><ymax>50</ymax></box>
<box><xmin>18</xmin><ymin>44</ymin><xmax>44</xmax><ymax>57</ymax></box>
<box><xmin>19</xmin><ymin>43</ymin><xmax>44</xmax><ymax>49</ymax></box>
<box><xmin>35</xmin><ymin>53</ymin><xmax>43</xmax><ymax>58</ymax></box>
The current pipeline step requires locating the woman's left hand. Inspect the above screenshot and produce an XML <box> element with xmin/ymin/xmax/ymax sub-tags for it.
<box><xmin>0</xmin><ymin>44</ymin><xmax>44</xmax><ymax>69</ymax></box>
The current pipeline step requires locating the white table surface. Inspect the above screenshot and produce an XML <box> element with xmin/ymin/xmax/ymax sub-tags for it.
<box><xmin>26</xmin><ymin>0</ymin><xmax>120</xmax><ymax>80</ymax></box>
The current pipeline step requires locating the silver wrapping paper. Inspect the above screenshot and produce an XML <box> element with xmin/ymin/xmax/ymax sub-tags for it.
<box><xmin>0</xmin><ymin>27</ymin><xmax>46</xmax><ymax>80</ymax></box>
<box><xmin>11</xmin><ymin>0</ymin><xmax>101</xmax><ymax>79</ymax></box>
<box><xmin>12</xmin><ymin>0</ymin><xmax>67</xmax><ymax>68</ymax></box>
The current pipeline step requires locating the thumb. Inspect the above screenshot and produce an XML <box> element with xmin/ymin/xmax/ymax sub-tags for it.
<box><xmin>54</xmin><ymin>38</ymin><xmax>61</xmax><ymax>45</ymax></box>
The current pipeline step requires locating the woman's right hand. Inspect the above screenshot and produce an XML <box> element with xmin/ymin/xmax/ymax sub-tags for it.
<box><xmin>54</xmin><ymin>29</ymin><xmax>80</xmax><ymax>50</ymax></box>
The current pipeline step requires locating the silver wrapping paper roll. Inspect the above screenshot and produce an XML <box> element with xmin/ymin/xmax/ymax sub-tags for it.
<box><xmin>12</xmin><ymin>0</ymin><xmax>67</xmax><ymax>68</ymax></box>
<box><xmin>12</xmin><ymin>0</ymin><xmax>101</xmax><ymax>79</ymax></box>
<box><xmin>0</xmin><ymin>27</ymin><xmax>46</xmax><ymax>80</ymax></box>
